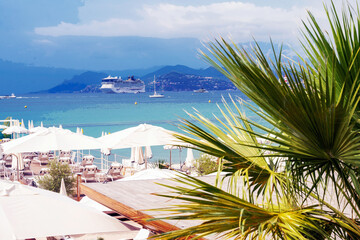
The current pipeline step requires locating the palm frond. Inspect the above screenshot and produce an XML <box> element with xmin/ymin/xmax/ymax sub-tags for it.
<box><xmin>151</xmin><ymin>174</ymin><xmax>337</xmax><ymax>240</ymax></box>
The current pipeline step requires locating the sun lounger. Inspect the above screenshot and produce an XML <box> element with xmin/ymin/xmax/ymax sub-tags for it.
<box><xmin>81</xmin><ymin>165</ymin><xmax>97</xmax><ymax>183</ymax></box>
<box><xmin>0</xmin><ymin>160</ymin><xmax>7</xmax><ymax>177</ymax></box>
<box><xmin>39</xmin><ymin>167</ymin><xmax>50</xmax><ymax>175</ymax></box>
<box><xmin>96</xmin><ymin>162</ymin><xmax>124</xmax><ymax>182</ymax></box>
<box><xmin>7</xmin><ymin>169</ymin><xmax>24</xmax><ymax>181</ymax></box>
<box><xmin>33</xmin><ymin>152</ymin><xmax>50</xmax><ymax>166</ymax></box>
<box><xmin>60</xmin><ymin>150</ymin><xmax>72</xmax><ymax>158</ymax></box>
<box><xmin>106</xmin><ymin>162</ymin><xmax>123</xmax><ymax>181</ymax></box>
<box><xmin>4</xmin><ymin>155</ymin><xmax>12</xmax><ymax>167</ymax></box>
<box><xmin>58</xmin><ymin>157</ymin><xmax>71</xmax><ymax>164</ymax></box>
<box><xmin>23</xmin><ymin>159</ymin><xmax>34</xmax><ymax>176</ymax></box>
<box><xmin>81</xmin><ymin>155</ymin><xmax>94</xmax><ymax>166</ymax></box>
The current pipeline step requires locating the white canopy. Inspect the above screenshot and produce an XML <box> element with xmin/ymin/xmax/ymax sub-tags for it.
<box><xmin>59</xmin><ymin>178</ymin><xmax>67</xmax><ymax>196</ymax></box>
<box><xmin>1</xmin><ymin>127</ymin><xmax>103</xmax><ymax>154</ymax></box>
<box><xmin>28</xmin><ymin>126</ymin><xmax>47</xmax><ymax>134</ymax></box>
<box><xmin>98</xmin><ymin>124</ymin><xmax>184</xmax><ymax>150</ymax></box>
<box><xmin>80</xmin><ymin>196</ymin><xmax>112</xmax><ymax>212</ymax></box>
<box><xmin>2</xmin><ymin>126</ymin><xmax>28</xmax><ymax>135</ymax></box>
<box><xmin>185</xmin><ymin>148</ymin><xmax>195</xmax><ymax>167</ymax></box>
<box><xmin>0</xmin><ymin>180</ymin><xmax>134</xmax><ymax>239</ymax></box>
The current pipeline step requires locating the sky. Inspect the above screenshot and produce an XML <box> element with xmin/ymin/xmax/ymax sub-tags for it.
<box><xmin>0</xmin><ymin>0</ymin><xmax>356</xmax><ymax>70</ymax></box>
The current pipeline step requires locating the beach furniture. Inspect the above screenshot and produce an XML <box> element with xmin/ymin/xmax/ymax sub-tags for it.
<box><xmin>4</xmin><ymin>155</ymin><xmax>12</xmax><ymax>167</ymax></box>
<box><xmin>107</xmin><ymin>162</ymin><xmax>123</xmax><ymax>180</ymax></box>
<box><xmin>33</xmin><ymin>152</ymin><xmax>50</xmax><ymax>166</ymax></box>
<box><xmin>1</xmin><ymin>138</ymin><xmax>10</xmax><ymax>143</ymax></box>
<box><xmin>23</xmin><ymin>159</ymin><xmax>33</xmax><ymax>176</ymax></box>
<box><xmin>58</xmin><ymin>156</ymin><xmax>71</xmax><ymax>164</ymax></box>
<box><xmin>7</xmin><ymin>170</ymin><xmax>24</xmax><ymax>181</ymax></box>
<box><xmin>81</xmin><ymin>154</ymin><xmax>95</xmax><ymax>166</ymax></box>
<box><xmin>68</xmin><ymin>152</ymin><xmax>81</xmax><ymax>173</ymax></box>
<box><xmin>121</xmin><ymin>158</ymin><xmax>135</xmax><ymax>176</ymax></box>
<box><xmin>39</xmin><ymin>167</ymin><xmax>50</xmax><ymax>175</ymax></box>
<box><xmin>81</xmin><ymin>165</ymin><xmax>98</xmax><ymax>182</ymax></box>
<box><xmin>60</xmin><ymin>150</ymin><xmax>71</xmax><ymax>158</ymax></box>
<box><xmin>0</xmin><ymin>160</ymin><xmax>6</xmax><ymax>178</ymax></box>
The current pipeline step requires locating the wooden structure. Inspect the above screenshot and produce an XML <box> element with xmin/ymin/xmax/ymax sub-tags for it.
<box><xmin>80</xmin><ymin>175</ymin><xmax>218</xmax><ymax>235</ymax></box>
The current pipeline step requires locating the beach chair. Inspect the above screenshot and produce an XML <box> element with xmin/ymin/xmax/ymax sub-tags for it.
<box><xmin>69</xmin><ymin>152</ymin><xmax>81</xmax><ymax>173</ymax></box>
<box><xmin>81</xmin><ymin>165</ymin><xmax>97</xmax><ymax>183</ymax></box>
<box><xmin>4</xmin><ymin>155</ymin><xmax>12</xmax><ymax>167</ymax></box>
<box><xmin>7</xmin><ymin>170</ymin><xmax>24</xmax><ymax>181</ymax></box>
<box><xmin>81</xmin><ymin>155</ymin><xmax>94</xmax><ymax>166</ymax></box>
<box><xmin>60</xmin><ymin>150</ymin><xmax>71</xmax><ymax>158</ymax></box>
<box><xmin>33</xmin><ymin>152</ymin><xmax>49</xmax><ymax>166</ymax></box>
<box><xmin>0</xmin><ymin>160</ymin><xmax>6</xmax><ymax>178</ymax></box>
<box><xmin>105</xmin><ymin>162</ymin><xmax>123</xmax><ymax>181</ymax></box>
<box><xmin>39</xmin><ymin>167</ymin><xmax>50</xmax><ymax>175</ymax></box>
<box><xmin>23</xmin><ymin>158</ymin><xmax>34</xmax><ymax>176</ymax></box>
<box><xmin>58</xmin><ymin>157</ymin><xmax>71</xmax><ymax>164</ymax></box>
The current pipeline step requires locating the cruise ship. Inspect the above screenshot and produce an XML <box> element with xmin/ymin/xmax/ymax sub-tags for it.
<box><xmin>100</xmin><ymin>75</ymin><xmax>145</xmax><ymax>94</ymax></box>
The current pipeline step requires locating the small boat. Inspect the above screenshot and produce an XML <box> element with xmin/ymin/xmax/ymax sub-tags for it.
<box><xmin>0</xmin><ymin>93</ymin><xmax>16</xmax><ymax>99</ymax></box>
<box><xmin>193</xmin><ymin>88</ymin><xmax>208</xmax><ymax>93</ymax></box>
<box><xmin>149</xmin><ymin>76</ymin><xmax>164</xmax><ymax>98</ymax></box>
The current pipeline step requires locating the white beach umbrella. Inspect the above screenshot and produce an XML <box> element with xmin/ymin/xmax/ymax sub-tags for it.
<box><xmin>144</xmin><ymin>146</ymin><xmax>152</xmax><ymax>159</ymax></box>
<box><xmin>1</xmin><ymin>127</ymin><xmax>103</xmax><ymax>154</ymax></box>
<box><xmin>28</xmin><ymin>126</ymin><xmax>47</xmax><ymax>134</ymax></box>
<box><xmin>185</xmin><ymin>148</ymin><xmax>195</xmax><ymax>168</ymax></box>
<box><xmin>59</xmin><ymin>178</ymin><xmax>67</xmax><ymax>196</ymax></box>
<box><xmin>80</xmin><ymin>196</ymin><xmax>112</xmax><ymax>212</ymax></box>
<box><xmin>98</xmin><ymin>124</ymin><xmax>184</xmax><ymax>150</ymax></box>
<box><xmin>135</xmin><ymin>146</ymin><xmax>144</xmax><ymax>164</ymax></box>
<box><xmin>2</xmin><ymin>126</ymin><xmax>28</xmax><ymax>135</ymax></box>
<box><xmin>0</xmin><ymin>180</ymin><xmax>134</xmax><ymax>239</ymax></box>
<box><xmin>11</xmin><ymin>153</ymin><xmax>24</xmax><ymax>171</ymax></box>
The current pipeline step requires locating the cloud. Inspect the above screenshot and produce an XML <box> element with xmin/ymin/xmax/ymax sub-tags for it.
<box><xmin>34</xmin><ymin>1</ymin><xmax>330</xmax><ymax>43</ymax></box>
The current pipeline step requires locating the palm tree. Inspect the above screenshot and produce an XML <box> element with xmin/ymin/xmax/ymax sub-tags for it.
<box><xmin>152</xmin><ymin>1</ymin><xmax>360</xmax><ymax>239</ymax></box>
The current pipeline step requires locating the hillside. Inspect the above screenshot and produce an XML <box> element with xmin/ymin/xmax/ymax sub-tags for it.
<box><xmin>45</xmin><ymin>71</ymin><xmax>108</xmax><ymax>93</ymax></box>
<box><xmin>42</xmin><ymin>65</ymin><xmax>232</xmax><ymax>93</ymax></box>
<box><xmin>151</xmin><ymin>72</ymin><xmax>235</xmax><ymax>91</ymax></box>
<box><xmin>0</xmin><ymin>59</ymin><xmax>83</xmax><ymax>94</ymax></box>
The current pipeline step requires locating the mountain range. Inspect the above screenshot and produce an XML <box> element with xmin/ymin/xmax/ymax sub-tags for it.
<box><xmin>0</xmin><ymin>41</ymin><xmax>295</xmax><ymax>94</ymax></box>
<box><xmin>45</xmin><ymin>65</ymin><xmax>233</xmax><ymax>93</ymax></box>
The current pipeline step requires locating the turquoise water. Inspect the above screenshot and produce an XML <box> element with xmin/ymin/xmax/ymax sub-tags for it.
<box><xmin>0</xmin><ymin>91</ymin><xmax>255</xmax><ymax>164</ymax></box>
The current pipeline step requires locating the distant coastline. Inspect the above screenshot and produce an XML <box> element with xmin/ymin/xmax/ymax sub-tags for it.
<box><xmin>37</xmin><ymin>65</ymin><xmax>237</xmax><ymax>94</ymax></box>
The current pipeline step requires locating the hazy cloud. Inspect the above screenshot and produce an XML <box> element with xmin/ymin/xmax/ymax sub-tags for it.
<box><xmin>34</xmin><ymin>1</ymin><xmax>328</xmax><ymax>43</ymax></box>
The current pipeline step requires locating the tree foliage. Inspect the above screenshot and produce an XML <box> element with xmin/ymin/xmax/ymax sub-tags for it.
<box><xmin>37</xmin><ymin>160</ymin><xmax>76</xmax><ymax>196</ymax></box>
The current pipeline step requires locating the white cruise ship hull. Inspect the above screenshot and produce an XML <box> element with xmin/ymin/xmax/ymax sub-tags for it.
<box><xmin>100</xmin><ymin>79</ymin><xmax>145</xmax><ymax>94</ymax></box>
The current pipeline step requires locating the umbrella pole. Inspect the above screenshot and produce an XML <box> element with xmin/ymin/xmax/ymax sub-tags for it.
<box><xmin>170</xmin><ymin>150</ymin><xmax>172</xmax><ymax>169</ymax></box>
<box><xmin>101</xmin><ymin>152</ymin><xmax>103</xmax><ymax>170</ymax></box>
<box><xmin>145</xmin><ymin>149</ymin><xmax>147</xmax><ymax>169</ymax></box>
<box><xmin>16</xmin><ymin>154</ymin><xmax>19</xmax><ymax>181</ymax></box>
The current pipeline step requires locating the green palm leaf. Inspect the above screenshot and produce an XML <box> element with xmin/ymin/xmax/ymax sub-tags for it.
<box><xmin>152</xmin><ymin>1</ymin><xmax>360</xmax><ymax>239</ymax></box>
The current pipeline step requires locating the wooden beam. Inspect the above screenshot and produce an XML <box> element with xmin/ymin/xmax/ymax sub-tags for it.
<box><xmin>80</xmin><ymin>183</ymin><xmax>180</xmax><ymax>234</ymax></box>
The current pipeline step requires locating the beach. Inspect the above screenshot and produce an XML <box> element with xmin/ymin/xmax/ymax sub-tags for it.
<box><xmin>0</xmin><ymin>90</ymin><xmax>250</xmax><ymax>164</ymax></box>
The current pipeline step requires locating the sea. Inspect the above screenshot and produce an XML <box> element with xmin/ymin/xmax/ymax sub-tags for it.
<box><xmin>0</xmin><ymin>91</ymin><xmax>256</xmax><ymax>166</ymax></box>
